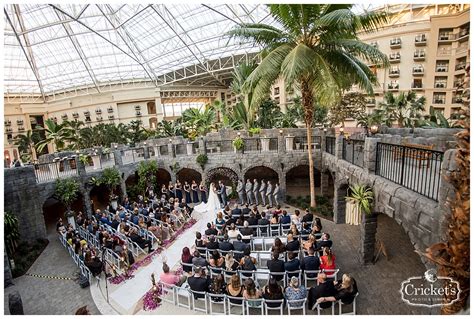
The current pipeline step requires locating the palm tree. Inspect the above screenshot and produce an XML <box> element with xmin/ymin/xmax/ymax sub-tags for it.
<box><xmin>62</xmin><ymin>119</ymin><xmax>84</xmax><ymax>149</ymax></box>
<box><xmin>182</xmin><ymin>106</ymin><xmax>216</xmax><ymax>138</ymax></box>
<box><xmin>14</xmin><ymin>130</ymin><xmax>40</xmax><ymax>161</ymax></box>
<box><xmin>230</xmin><ymin>61</ymin><xmax>259</xmax><ymax>127</ymax></box>
<box><xmin>228</xmin><ymin>4</ymin><xmax>389</xmax><ymax>207</ymax></box>
<box><xmin>378</xmin><ymin>91</ymin><xmax>425</xmax><ymax>128</ymax></box>
<box><xmin>35</xmin><ymin>119</ymin><xmax>70</xmax><ymax>153</ymax></box>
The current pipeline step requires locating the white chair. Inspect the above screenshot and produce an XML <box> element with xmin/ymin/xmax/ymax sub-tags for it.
<box><xmin>287</xmin><ymin>298</ymin><xmax>307</xmax><ymax>315</ymax></box>
<box><xmin>322</xmin><ymin>268</ymin><xmax>340</xmax><ymax>281</ymax></box>
<box><xmin>264</xmin><ymin>299</ymin><xmax>285</xmax><ymax>315</ymax></box>
<box><xmin>314</xmin><ymin>301</ymin><xmax>336</xmax><ymax>315</ymax></box>
<box><xmin>226</xmin><ymin>295</ymin><xmax>246</xmax><ymax>315</ymax></box>
<box><xmin>245</xmin><ymin>298</ymin><xmax>264</xmax><ymax>315</ymax></box>
<box><xmin>159</xmin><ymin>282</ymin><xmax>176</xmax><ymax>305</ymax></box>
<box><xmin>303</xmin><ymin>271</ymin><xmax>319</xmax><ymax>288</ymax></box>
<box><xmin>208</xmin><ymin>293</ymin><xmax>227</xmax><ymax>315</ymax></box>
<box><xmin>190</xmin><ymin>289</ymin><xmax>208</xmax><ymax>313</ymax></box>
<box><xmin>338</xmin><ymin>292</ymin><xmax>359</xmax><ymax>315</ymax></box>
<box><xmin>176</xmin><ymin>285</ymin><xmax>192</xmax><ymax>309</ymax></box>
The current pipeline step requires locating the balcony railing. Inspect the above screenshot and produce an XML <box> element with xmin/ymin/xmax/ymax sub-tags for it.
<box><xmin>411</xmin><ymin>83</ymin><xmax>423</xmax><ymax>90</ymax></box>
<box><xmin>388</xmin><ymin>83</ymin><xmax>399</xmax><ymax>90</ymax></box>
<box><xmin>455</xmin><ymin>63</ymin><xmax>466</xmax><ymax>71</ymax></box>
<box><xmin>452</xmin><ymin>97</ymin><xmax>463</xmax><ymax>104</ymax></box>
<box><xmin>389</xmin><ymin>54</ymin><xmax>401</xmax><ymax>62</ymax></box>
<box><xmin>414</xmin><ymin>35</ymin><xmax>427</xmax><ymax>45</ymax></box>
<box><xmin>435</xmin><ymin>66</ymin><xmax>448</xmax><ymax>72</ymax></box>
<box><xmin>434</xmin><ymin>82</ymin><xmax>447</xmax><ymax>89</ymax></box>
<box><xmin>433</xmin><ymin>98</ymin><xmax>446</xmax><ymax>104</ymax></box>
<box><xmin>457</xmin><ymin>29</ymin><xmax>470</xmax><ymax>41</ymax></box>
<box><xmin>366</xmin><ymin>98</ymin><xmax>376</xmax><ymax>106</ymax></box>
<box><xmin>287</xmin><ymin>136</ymin><xmax>320</xmax><ymax>152</ymax></box>
<box><xmin>413</xmin><ymin>52</ymin><xmax>425</xmax><ymax>60</ymax></box>
<box><xmin>437</xmin><ymin>48</ymin><xmax>452</xmax><ymax>56</ymax></box>
<box><xmin>438</xmin><ymin>33</ymin><xmax>455</xmax><ymax>41</ymax></box>
<box><xmin>388</xmin><ymin>69</ymin><xmax>400</xmax><ymax>77</ymax></box>
<box><xmin>121</xmin><ymin>147</ymin><xmax>146</xmax><ymax>165</ymax></box>
<box><xmin>412</xmin><ymin>67</ymin><xmax>424</xmax><ymax>75</ymax></box>
<box><xmin>34</xmin><ymin>159</ymin><xmax>79</xmax><ymax>183</ymax></box>
<box><xmin>325</xmin><ymin>136</ymin><xmax>336</xmax><ymax>155</ymax></box>
<box><xmin>375</xmin><ymin>142</ymin><xmax>443</xmax><ymax>201</ymax></box>
<box><xmin>342</xmin><ymin>139</ymin><xmax>364</xmax><ymax>168</ymax></box>
<box><xmin>390</xmin><ymin>38</ymin><xmax>402</xmax><ymax>47</ymax></box>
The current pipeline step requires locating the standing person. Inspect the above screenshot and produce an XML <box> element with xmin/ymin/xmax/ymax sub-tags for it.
<box><xmin>253</xmin><ymin>179</ymin><xmax>259</xmax><ymax>206</ymax></box>
<box><xmin>236</xmin><ymin>179</ymin><xmax>245</xmax><ymax>205</ymax></box>
<box><xmin>259</xmin><ymin>179</ymin><xmax>266</xmax><ymax>206</ymax></box>
<box><xmin>266</xmin><ymin>181</ymin><xmax>273</xmax><ymax>208</ymax></box>
<box><xmin>273</xmin><ymin>183</ymin><xmax>280</xmax><ymax>207</ymax></box>
<box><xmin>184</xmin><ymin>181</ymin><xmax>191</xmax><ymax>204</ymax></box>
<box><xmin>199</xmin><ymin>181</ymin><xmax>207</xmax><ymax>203</ymax></box>
<box><xmin>175</xmin><ymin>180</ymin><xmax>183</xmax><ymax>201</ymax></box>
<box><xmin>245</xmin><ymin>179</ymin><xmax>253</xmax><ymax>205</ymax></box>
<box><xmin>161</xmin><ymin>184</ymin><xmax>168</xmax><ymax>200</ymax></box>
<box><xmin>191</xmin><ymin>180</ymin><xmax>199</xmax><ymax>203</ymax></box>
<box><xmin>219</xmin><ymin>181</ymin><xmax>228</xmax><ymax>207</ymax></box>
<box><xmin>168</xmin><ymin>181</ymin><xmax>175</xmax><ymax>199</ymax></box>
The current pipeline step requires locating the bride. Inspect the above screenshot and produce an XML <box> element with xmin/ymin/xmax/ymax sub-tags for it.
<box><xmin>193</xmin><ymin>182</ymin><xmax>221</xmax><ymax>220</ymax></box>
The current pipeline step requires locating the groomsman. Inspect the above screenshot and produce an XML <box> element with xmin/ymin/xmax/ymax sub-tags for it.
<box><xmin>236</xmin><ymin>179</ymin><xmax>245</xmax><ymax>205</ymax></box>
<box><xmin>245</xmin><ymin>179</ymin><xmax>253</xmax><ymax>205</ymax></box>
<box><xmin>273</xmin><ymin>183</ymin><xmax>280</xmax><ymax>207</ymax></box>
<box><xmin>266</xmin><ymin>181</ymin><xmax>273</xmax><ymax>208</ymax></box>
<box><xmin>219</xmin><ymin>181</ymin><xmax>228</xmax><ymax>207</ymax></box>
<box><xmin>253</xmin><ymin>179</ymin><xmax>259</xmax><ymax>206</ymax></box>
<box><xmin>259</xmin><ymin>179</ymin><xmax>266</xmax><ymax>206</ymax></box>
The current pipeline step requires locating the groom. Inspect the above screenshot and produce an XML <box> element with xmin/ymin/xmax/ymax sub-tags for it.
<box><xmin>217</xmin><ymin>180</ymin><xmax>228</xmax><ymax>208</ymax></box>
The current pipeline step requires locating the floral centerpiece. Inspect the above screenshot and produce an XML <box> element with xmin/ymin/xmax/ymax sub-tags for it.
<box><xmin>143</xmin><ymin>273</ymin><xmax>162</xmax><ymax>311</ymax></box>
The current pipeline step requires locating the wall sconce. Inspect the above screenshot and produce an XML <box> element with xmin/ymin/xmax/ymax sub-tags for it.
<box><xmin>114</xmin><ymin>145</ymin><xmax>118</xmax><ymax>149</ymax></box>
<box><xmin>370</xmin><ymin>125</ymin><xmax>379</xmax><ymax>135</ymax></box>
<box><xmin>237</xmin><ymin>132</ymin><xmax>241</xmax><ymax>137</ymax></box>
<box><xmin>169</xmin><ymin>138</ymin><xmax>172</xmax><ymax>143</ymax></box>
<box><xmin>339</xmin><ymin>127</ymin><xmax>344</xmax><ymax>135</ymax></box>
<box><xmin>323</xmin><ymin>128</ymin><xmax>327</xmax><ymax>133</ymax></box>
<box><xmin>144</xmin><ymin>142</ymin><xmax>147</xmax><ymax>146</ymax></box>
<box><xmin>279</xmin><ymin>129</ymin><xmax>283</xmax><ymax>135</ymax></box>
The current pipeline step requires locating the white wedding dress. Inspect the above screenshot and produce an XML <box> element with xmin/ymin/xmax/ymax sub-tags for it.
<box><xmin>193</xmin><ymin>183</ymin><xmax>221</xmax><ymax>220</ymax></box>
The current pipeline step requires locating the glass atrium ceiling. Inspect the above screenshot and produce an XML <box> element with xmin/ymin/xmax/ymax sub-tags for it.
<box><xmin>4</xmin><ymin>4</ymin><xmax>274</xmax><ymax>96</ymax></box>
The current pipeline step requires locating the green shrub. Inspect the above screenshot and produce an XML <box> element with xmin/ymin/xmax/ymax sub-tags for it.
<box><xmin>196</xmin><ymin>154</ymin><xmax>208</xmax><ymax>169</ymax></box>
<box><xmin>12</xmin><ymin>239</ymin><xmax>49</xmax><ymax>278</ymax></box>
<box><xmin>232</xmin><ymin>137</ymin><xmax>245</xmax><ymax>150</ymax></box>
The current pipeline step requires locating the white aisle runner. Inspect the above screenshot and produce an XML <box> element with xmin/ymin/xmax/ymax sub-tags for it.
<box><xmin>109</xmin><ymin>212</ymin><xmax>213</xmax><ymax>311</ymax></box>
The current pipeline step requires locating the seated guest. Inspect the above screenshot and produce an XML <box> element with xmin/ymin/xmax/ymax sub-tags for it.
<box><xmin>291</xmin><ymin>210</ymin><xmax>301</xmax><ymax>225</ymax></box>
<box><xmin>208</xmin><ymin>250</ymin><xmax>225</xmax><ymax>269</ymax></box>
<box><xmin>271</xmin><ymin>237</ymin><xmax>286</xmax><ymax>254</ymax></box>
<box><xmin>241</xmin><ymin>204</ymin><xmax>251</xmax><ymax>216</ymax></box>
<box><xmin>181</xmin><ymin>247</ymin><xmax>193</xmax><ymax>273</ymax></box>
<box><xmin>257</xmin><ymin>211</ymin><xmax>270</xmax><ymax>235</ymax></box>
<box><xmin>240</xmin><ymin>221</ymin><xmax>254</xmax><ymax>243</ymax></box>
<box><xmin>161</xmin><ymin>223</ymin><xmax>172</xmax><ymax>241</ymax></box>
<box><xmin>267</xmin><ymin>251</ymin><xmax>285</xmax><ymax>281</ymax></box>
<box><xmin>205</xmin><ymin>223</ymin><xmax>218</xmax><ymax>236</ymax></box>
<box><xmin>251</xmin><ymin>205</ymin><xmax>260</xmax><ymax>219</ymax></box>
<box><xmin>192</xmin><ymin>250</ymin><xmax>208</xmax><ymax>268</ymax></box>
<box><xmin>247</xmin><ymin>212</ymin><xmax>258</xmax><ymax>226</ymax></box>
<box><xmin>84</xmin><ymin>251</ymin><xmax>103</xmax><ymax>277</ymax></box>
<box><xmin>273</xmin><ymin>205</ymin><xmax>282</xmax><ymax>215</ymax></box>
<box><xmin>218</xmin><ymin>234</ymin><xmax>234</xmax><ymax>255</ymax></box>
<box><xmin>303</xmin><ymin>234</ymin><xmax>317</xmax><ymax>251</ymax></box>
<box><xmin>160</xmin><ymin>262</ymin><xmax>186</xmax><ymax>286</ymax></box>
<box><xmin>226</xmin><ymin>274</ymin><xmax>243</xmax><ymax>303</ymax></box>
<box><xmin>215</xmin><ymin>212</ymin><xmax>226</xmax><ymax>232</ymax></box>
<box><xmin>235</xmin><ymin>213</ymin><xmax>245</xmax><ymax>227</ymax></box>
<box><xmin>111</xmin><ymin>215</ymin><xmax>121</xmax><ymax>230</ymax></box>
<box><xmin>300</xmin><ymin>247</ymin><xmax>320</xmax><ymax>277</ymax></box>
<box><xmin>138</xmin><ymin>216</ymin><xmax>146</xmax><ymax>229</ymax></box>
<box><xmin>227</xmin><ymin>224</ymin><xmax>241</xmax><ymax>240</ymax></box>
<box><xmin>242</xmin><ymin>278</ymin><xmax>262</xmax><ymax>307</ymax></box>
<box><xmin>319</xmin><ymin>247</ymin><xmax>336</xmax><ymax>276</ymax></box>
<box><xmin>206</xmin><ymin>235</ymin><xmax>219</xmax><ymax>251</ymax></box>
<box><xmin>224</xmin><ymin>253</ymin><xmax>240</xmax><ymax>272</ymax></box>
<box><xmin>301</xmin><ymin>222</ymin><xmax>312</xmax><ymax>235</ymax></box>
<box><xmin>239</xmin><ymin>247</ymin><xmax>257</xmax><ymax>276</ymax></box>
<box><xmin>308</xmin><ymin>273</ymin><xmax>336</xmax><ymax>310</ymax></box>
<box><xmin>231</xmin><ymin>204</ymin><xmax>242</xmax><ymax>217</ymax></box>
<box><xmin>129</xmin><ymin>228</ymin><xmax>153</xmax><ymax>253</ymax></box>
<box><xmin>280</xmin><ymin>210</ymin><xmax>291</xmax><ymax>229</ymax></box>
<box><xmin>286</xmin><ymin>233</ymin><xmax>300</xmax><ymax>252</ymax></box>
<box><xmin>316</xmin><ymin>233</ymin><xmax>333</xmax><ymax>251</ymax></box>
<box><xmin>262</xmin><ymin>277</ymin><xmax>284</xmax><ymax>307</ymax></box>
<box><xmin>284</xmin><ymin>251</ymin><xmax>301</xmax><ymax>272</ymax></box>
<box><xmin>270</xmin><ymin>213</ymin><xmax>280</xmax><ymax>233</ymax></box>
<box><xmin>146</xmin><ymin>220</ymin><xmax>162</xmax><ymax>244</ymax></box>
<box><xmin>313</xmin><ymin>217</ymin><xmax>323</xmax><ymax>232</ymax></box>
<box><xmin>285</xmin><ymin>276</ymin><xmax>307</xmax><ymax>307</ymax></box>
<box><xmin>187</xmin><ymin>267</ymin><xmax>210</xmax><ymax>299</ymax></box>
<box><xmin>301</xmin><ymin>208</ymin><xmax>313</xmax><ymax>224</ymax></box>
<box><xmin>208</xmin><ymin>274</ymin><xmax>226</xmax><ymax>300</ymax></box>
<box><xmin>131</xmin><ymin>209</ymin><xmax>140</xmax><ymax>225</ymax></box>
<box><xmin>100</xmin><ymin>213</ymin><xmax>111</xmax><ymax>226</ymax></box>
<box><xmin>317</xmin><ymin>274</ymin><xmax>358</xmax><ymax>305</ymax></box>
<box><xmin>119</xmin><ymin>247</ymin><xmax>135</xmax><ymax>268</ymax></box>
<box><xmin>288</xmin><ymin>223</ymin><xmax>300</xmax><ymax>236</ymax></box>
<box><xmin>56</xmin><ymin>218</ymin><xmax>66</xmax><ymax>234</ymax></box>
<box><xmin>195</xmin><ymin>232</ymin><xmax>207</xmax><ymax>255</ymax></box>
<box><xmin>233</xmin><ymin>234</ymin><xmax>249</xmax><ymax>261</ymax></box>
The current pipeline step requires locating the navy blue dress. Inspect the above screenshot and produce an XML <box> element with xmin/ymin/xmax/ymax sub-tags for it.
<box><xmin>175</xmin><ymin>183</ymin><xmax>183</xmax><ymax>201</ymax></box>
<box><xmin>168</xmin><ymin>185</ymin><xmax>175</xmax><ymax>199</ymax></box>
<box><xmin>200</xmin><ymin>185</ymin><xmax>207</xmax><ymax>203</ymax></box>
<box><xmin>192</xmin><ymin>184</ymin><xmax>199</xmax><ymax>203</ymax></box>
<box><xmin>184</xmin><ymin>184</ymin><xmax>191</xmax><ymax>203</ymax></box>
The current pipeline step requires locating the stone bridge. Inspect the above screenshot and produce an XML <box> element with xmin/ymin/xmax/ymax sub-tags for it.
<box><xmin>4</xmin><ymin>127</ymin><xmax>460</xmax><ymax>266</ymax></box>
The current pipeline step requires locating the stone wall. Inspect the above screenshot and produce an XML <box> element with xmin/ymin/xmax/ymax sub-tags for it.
<box><xmin>376</xmin><ymin>127</ymin><xmax>461</xmax><ymax>151</ymax></box>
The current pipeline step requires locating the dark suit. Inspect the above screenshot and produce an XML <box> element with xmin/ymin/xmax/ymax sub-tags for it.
<box><xmin>205</xmin><ymin>228</ymin><xmax>218</xmax><ymax>236</ymax></box>
<box><xmin>284</xmin><ymin>258</ymin><xmax>300</xmax><ymax>272</ymax></box>
<box><xmin>242</xmin><ymin>208</ymin><xmax>251</xmax><ymax>215</ymax></box>
<box><xmin>280</xmin><ymin>215</ymin><xmax>291</xmax><ymax>225</ymax></box>
<box><xmin>206</xmin><ymin>241</ymin><xmax>219</xmax><ymax>251</ymax></box>
<box><xmin>247</xmin><ymin>216</ymin><xmax>258</xmax><ymax>226</ymax></box>
<box><xmin>300</xmin><ymin>255</ymin><xmax>320</xmax><ymax>277</ymax></box>
<box><xmin>219</xmin><ymin>184</ymin><xmax>227</xmax><ymax>206</ymax></box>
<box><xmin>286</xmin><ymin>240</ymin><xmax>300</xmax><ymax>252</ymax></box>
<box><xmin>302</xmin><ymin>213</ymin><xmax>314</xmax><ymax>224</ymax></box>
<box><xmin>187</xmin><ymin>276</ymin><xmax>210</xmax><ymax>299</ymax></box>
<box><xmin>267</xmin><ymin>259</ymin><xmax>285</xmax><ymax>281</ymax></box>
<box><xmin>308</xmin><ymin>281</ymin><xmax>337</xmax><ymax>309</ymax></box>
<box><xmin>316</xmin><ymin>240</ymin><xmax>333</xmax><ymax>251</ymax></box>
<box><xmin>218</xmin><ymin>241</ymin><xmax>234</xmax><ymax>254</ymax></box>
<box><xmin>231</xmin><ymin>208</ymin><xmax>242</xmax><ymax>217</ymax></box>
<box><xmin>232</xmin><ymin>241</ymin><xmax>248</xmax><ymax>261</ymax></box>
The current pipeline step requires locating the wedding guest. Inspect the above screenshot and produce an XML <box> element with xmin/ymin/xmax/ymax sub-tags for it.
<box><xmin>199</xmin><ymin>181</ymin><xmax>207</xmax><ymax>203</ymax></box>
<box><xmin>242</xmin><ymin>278</ymin><xmax>262</xmax><ymax>307</ymax></box>
<box><xmin>175</xmin><ymin>180</ymin><xmax>183</xmax><ymax>201</ymax></box>
<box><xmin>316</xmin><ymin>274</ymin><xmax>358</xmax><ymax>305</ymax></box>
<box><xmin>181</xmin><ymin>247</ymin><xmax>193</xmax><ymax>273</ymax></box>
<box><xmin>191</xmin><ymin>180</ymin><xmax>199</xmax><ymax>203</ymax></box>
<box><xmin>168</xmin><ymin>181</ymin><xmax>175</xmax><ymax>198</ymax></box>
<box><xmin>208</xmin><ymin>274</ymin><xmax>226</xmax><ymax>300</ymax></box>
<box><xmin>262</xmin><ymin>277</ymin><xmax>284</xmax><ymax>307</ymax></box>
<box><xmin>285</xmin><ymin>276</ymin><xmax>307</xmax><ymax>307</ymax></box>
<box><xmin>319</xmin><ymin>247</ymin><xmax>336</xmax><ymax>276</ymax></box>
<box><xmin>226</xmin><ymin>274</ymin><xmax>243</xmax><ymax>304</ymax></box>
<box><xmin>160</xmin><ymin>262</ymin><xmax>186</xmax><ymax>286</ymax></box>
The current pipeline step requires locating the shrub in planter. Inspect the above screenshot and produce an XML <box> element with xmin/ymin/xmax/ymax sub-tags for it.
<box><xmin>232</xmin><ymin>137</ymin><xmax>245</xmax><ymax>151</ymax></box>
<box><xmin>196</xmin><ymin>154</ymin><xmax>208</xmax><ymax>170</ymax></box>
<box><xmin>248</xmin><ymin>127</ymin><xmax>261</xmax><ymax>136</ymax></box>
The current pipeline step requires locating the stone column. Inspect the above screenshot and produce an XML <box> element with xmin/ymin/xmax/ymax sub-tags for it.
<box><xmin>436</xmin><ymin>149</ymin><xmax>458</xmax><ymax>240</ymax></box>
<box><xmin>277</xmin><ymin>134</ymin><xmax>285</xmax><ymax>155</ymax></box>
<box><xmin>4</xmin><ymin>252</ymin><xmax>13</xmax><ymax>288</ymax></box>
<box><xmin>113</xmin><ymin>150</ymin><xmax>123</xmax><ymax>166</ymax></box>
<box><xmin>335</xmin><ymin>134</ymin><xmax>344</xmax><ymax>159</ymax></box>
<box><xmin>168</xmin><ymin>141</ymin><xmax>175</xmax><ymax>158</ymax></box>
<box><xmin>333</xmin><ymin>183</ymin><xmax>347</xmax><ymax>224</ymax></box>
<box><xmin>320</xmin><ymin>171</ymin><xmax>329</xmax><ymax>196</ymax></box>
<box><xmin>143</xmin><ymin>145</ymin><xmax>150</xmax><ymax>159</ymax></box>
<box><xmin>364</xmin><ymin>137</ymin><xmax>381</xmax><ymax>174</ymax></box>
<box><xmin>278</xmin><ymin>170</ymin><xmax>286</xmax><ymax>204</ymax></box>
<box><xmin>359</xmin><ymin>213</ymin><xmax>378</xmax><ymax>264</ymax></box>
<box><xmin>321</xmin><ymin>130</ymin><xmax>327</xmax><ymax>153</ymax></box>
<box><xmin>76</xmin><ymin>156</ymin><xmax>86</xmax><ymax>176</ymax></box>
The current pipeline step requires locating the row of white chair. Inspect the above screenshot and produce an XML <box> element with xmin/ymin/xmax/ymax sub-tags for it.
<box><xmin>58</xmin><ymin>234</ymin><xmax>93</xmax><ymax>284</ymax></box>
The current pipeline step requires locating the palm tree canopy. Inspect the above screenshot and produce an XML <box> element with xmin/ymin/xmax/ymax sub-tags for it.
<box><xmin>228</xmin><ymin>4</ymin><xmax>389</xmax><ymax>109</ymax></box>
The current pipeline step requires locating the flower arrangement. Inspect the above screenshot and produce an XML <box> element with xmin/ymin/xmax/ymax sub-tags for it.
<box><xmin>143</xmin><ymin>273</ymin><xmax>162</xmax><ymax>311</ymax></box>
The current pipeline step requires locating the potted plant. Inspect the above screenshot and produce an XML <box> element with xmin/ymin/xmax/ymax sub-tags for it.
<box><xmin>101</xmin><ymin>167</ymin><xmax>122</xmax><ymax>209</ymax></box>
<box><xmin>248</xmin><ymin>127</ymin><xmax>261</xmax><ymax>137</ymax></box>
<box><xmin>54</xmin><ymin>178</ymin><xmax>80</xmax><ymax>228</ymax></box>
<box><xmin>345</xmin><ymin>184</ymin><xmax>374</xmax><ymax>221</ymax></box>
<box><xmin>232</xmin><ymin>136</ymin><xmax>245</xmax><ymax>153</ymax></box>
<box><xmin>196</xmin><ymin>154</ymin><xmax>208</xmax><ymax>170</ymax></box>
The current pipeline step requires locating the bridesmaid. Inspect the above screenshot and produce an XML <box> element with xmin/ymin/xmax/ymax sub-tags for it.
<box><xmin>161</xmin><ymin>184</ymin><xmax>168</xmax><ymax>200</ymax></box>
<box><xmin>199</xmin><ymin>181</ymin><xmax>207</xmax><ymax>203</ymax></box>
<box><xmin>191</xmin><ymin>180</ymin><xmax>199</xmax><ymax>203</ymax></box>
<box><xmin>175</xmin><ymin>180</ymin><xmax>183</xmax><ymax>201</ymax></box>
<box><xmin>184</xmin><ymin>181</ymin><xmax>191</xmax><ymax>204</ymax></box>
<box><xmin>168</xmin><ymin>181</ymin><xmax>175</xmax><ymax>199</ymax></box>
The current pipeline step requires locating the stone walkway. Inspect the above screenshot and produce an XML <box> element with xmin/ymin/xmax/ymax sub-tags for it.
<box><xmin>3</xmin><ymin>230</ymin><xmax>100</xmax><ymax>315</ymax></box>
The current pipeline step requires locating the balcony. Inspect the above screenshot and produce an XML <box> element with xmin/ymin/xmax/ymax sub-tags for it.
<box><xmin>136</xmin><ymin>111</ymin><xmax>142</xmax><ymax>116</ymax></box>
<box><xmin>85</xmin><ymin>117</ymin><xmax>91</xmax><ymax>122</ymax></box>
<box><xmin>414</xmin><ymin>34</ymin><xmax>427</xmax><ymax>46</ymax></box>
<box><xmin>437</xmin><ymin>48</ymin><xmax>452</xmax><ymax>56</ymax></box>
<box><xmin>453</xmin><ymin>80</ymin><xmax>464</xmax><ymax>88</ymax></box>
<box><xmin>457</xmin><ymin>29</ymin><xmax>470</xmax><ymax>42</ymax></box>
<box><xmin>438</xmin><ymin>33</ymin><xmax>455</xmax><ymax>42</ymax></box>
<box><xmin>108</xmin><ymin>115</ymin><xmax>115</xmax><ymax>120</ymax></box>
<box><xmin>389</xmin><ymin>53</ymin><xmax>401</xmax><ymax>63</ymax></box>
<box><xmin>96</xmin><ymin>116</ymin><xmax>103</xmax><ymax>122</ymax></box>
<box><xmin>388</xmin><ymin>69</ymin><xmax>400</xmax><ymax>77</ymax></box>
<box><xmin>5</xmin><ymin>128</ymin><xmax>13</xmax><ymax>133</ymax></box>
<box><xmin>435</xmin><ymin>65</ymin><xmax>448</xmax><ymax>72</ymax></box>
<box><xmin>4</xmin><ymin>120</ymin><xmax>11</xmax><ymax>126</ymax></box>
<box><xmin>370</xmin><ymin>42</ymin><xmax>378</xmax><ymax>48</ymax></box>
<box><xmin>433</xmin><ymin>98</ymin><xmax>446</xmax><ymax>104</ymax></box>
<box><xmin>61</xmin><ymin>114</ymin><xmax>68</xmax><ymax>120</ymax></box>
<box><xmin>16</xmin><ymin>119</ymin><xmax>23</xmax><ymax>125</ymax></box>
<box><xmin>412</xmin><ymin>67</ymin><xmax>424</xmax><ymax>76</ymax></box>
<box><xmin>366</xmin><ymin>98</ymin><xmax>376</xmax><ymax>106</ymax></box>
<box><xmin>18</xmin><ymin>127</ymin><xmax>25</xmax><ymax>132</ymax></box>
<box><xmin>72</xmin><ymin>112</ymin><xmax>79</xmax><ymax>118</ymax></box>
<box><xmin>83</xmin><ymin>111</ymin><xmax>90</xmax><ymax>116</ymax></box>
<box><xmin>452</xmin><ymin>97</ymin><xmax>463</xmax><ymax>104</ymax></box>
<box><xmin>387</xmin><ymin>83</ymin><xmax>399</xmax><ymax>91</ymax></box>
<box><xmin>455</xmin><ymin>63</ymin><xmax>466</xmax><ymax>71</ymax></box>
<box><xmin>95</xmin><ymin>109</ymin><xmax>102</xmax><ymax>115</ymax></box>
<box><xmin>107</xmin><ymin>107</ymin><xmax>114</xmax><ymax>113</ymax></box>
<box><xmin>411</xmin><ymin>83</ymin><xmax>423</xmax><ymax>90</ymax></box>
<box><xmin>413</xmin><ymin>51</ymin><xmax>425</xmax><ymax>61</ymax></box>
<box><xmin>52</xmin><ymin>117</ymin><xmax>58</xmax><ymax>123</ymax></box>
<box><xmin>134</xmin><ymin>105</ymin><xmax>141</xmax><ymax>111</ymax></box>
<box><xmin>434</xmin><ymin>82</ymin><xmax>447</xmax><ymax>89</ymax></box>
<box><xmin>390</xmin><ymin>38</ymin><xmax>401</xmax><ymax>48</ymax></box>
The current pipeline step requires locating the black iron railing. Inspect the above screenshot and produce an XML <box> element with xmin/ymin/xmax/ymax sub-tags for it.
<box><xmin>325</xmin><ymin>136</ymin><xmax>336</xmax><ymax>155</ymax></box>
<box><xmin>34</xmin><ymin>159</ymin><xmax>79</xmax><ymax>183</ymax></box>
<box><xmin>375</xmin><ymin>142</ymin><xmax>443</xmax><ymax>201</ymax></box>
<box><xmin>342</xmin><ymin>139</ymin><xmax>365</xmax><ymax>167</ymax></box>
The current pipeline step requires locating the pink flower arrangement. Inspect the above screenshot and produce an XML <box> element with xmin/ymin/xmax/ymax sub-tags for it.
<box><xmin>108</xmin><ymin>218</ymin><xmax>197</xmax><ymax>285</ymax></box>
<box><xmin>143</xmin><ymin>284</ymin><xmax>163</xmax><ymax>311</ymax></box>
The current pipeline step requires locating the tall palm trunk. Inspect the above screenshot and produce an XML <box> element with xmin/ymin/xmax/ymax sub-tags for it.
<box><xmin>301</xmin><ymin>79</ymin><xmax>316</xmax><ymax>208</ymax></box>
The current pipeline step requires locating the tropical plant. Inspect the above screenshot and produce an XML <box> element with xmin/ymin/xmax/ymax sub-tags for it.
<box><xmin>5</xmin><ymin>212</ymin><xmax>20</xmax><ymax>256</ymax></box>
<box><xmin>128</xmin><ymin>120</ymin><xmax>147</xmax><ymax>145</ymax></box>
<box><xmin>230</xmin><ymin>61</ymin><xmax>260</xmax><ymax>127</ymax></box>
<box><xmin>248</xmin><ymin>127</ymin><xmax>261</xmax><ymax>136</ymax></box>
<box><xmin>196</xmin><ymin>154</ymin><xmax>208</xmax><ymax>170</ymax></box>
<box><xmin>36</xmin><ymin>119</ymin><xmax>70</xmax><ymax>153</ymax></box>
<box><xmin>228</xmin><ymin>4</ymin><xmax>389</xmax><ymax>207</ymax></box>
<box><xmin>327</xmin><ymin>92</ymin><xmax>367</xmax><ymax>127</ymax></box>
<box><xmin>101</xmin><ymin>167</ymin><xmax>122</xmax><ymax>200</ymax></box>
<box><xmin>137</xmin><ymin>161</ymin><xmax>158</xmax><ymax>196</ymax></box>
<box><xmin>346</xmin><ymin>184</ymin><xmax>374</xmax><ymax>215</ymax></box>
<box><xmin>182</xmin><ymin>106</ymin><xmax>216</xmax><ymax>138</ymax></box>
<box><xmin>378</xmin><ymin>91</ymin><xmax>426</xmax><ymax>128</ymax></box>
<box><xmin>232</xmin><ymin>136</ymin><xmax>245</xmax><ymax>150</ymax></box>
<box><xmin>255</xmin><ymin>99</ymin><xmax>282</xmax><ymax>128</ymax></box>
<box><xmin>78</xmin><ymin>154</ymin><xmax>91</xmax><ymax>166</ymax></box>
<box><xmin>355</xmin><ymin>111</ymin><xmax>384</xmax><ymax>134</ymax></box>
<box><xmin>154</xmin><ymin>119</ymin><xmax>186</xmax><ymax>138</ymax></box>
<box><xmin>14</xmin><ymin>130</ymin><xmax>40</xmax><ymax>162</ymax></box>
<box><xmin>54</xmin><ymin>178</ymin><xmax>80</xmax><ymax>213</ymax></box>
<box><xmin>421</xmin><ymin>106</ymin><xmax>462</xmax><ymax>128</ymax></box>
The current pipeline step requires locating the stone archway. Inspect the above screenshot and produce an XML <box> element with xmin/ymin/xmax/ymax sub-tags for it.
<box><xmin>177</xmin><ymin>168</ymin><xmax>202</xmax><ymax>184</ymax></box>
<box><xmin>244</xmin><ymin>166</ymin><xmax>279</xmax><ymax>186</ymax></box>
<box><xmin>43</xmin><ymin>194</ymin><xmax>84</xmax><ymax>234</ymax></box>
<box><xmin>205</xmin><ymin>167</ymin><xmax>238</xmax><ymax>187</ymax></box>
<box><xmin>285</xmin><ymin>165</ymin><xmax>320</xmax><ymax>198</ymax></box>
<box><xmin>321</xmin><ymin>170</ymin><xmax>335</xmax><ymax>201</ymax></box>
<box><xmin>156</xmin><ymin>168</ymin><xmax>172</xmax><ymax>188</ymax></box>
